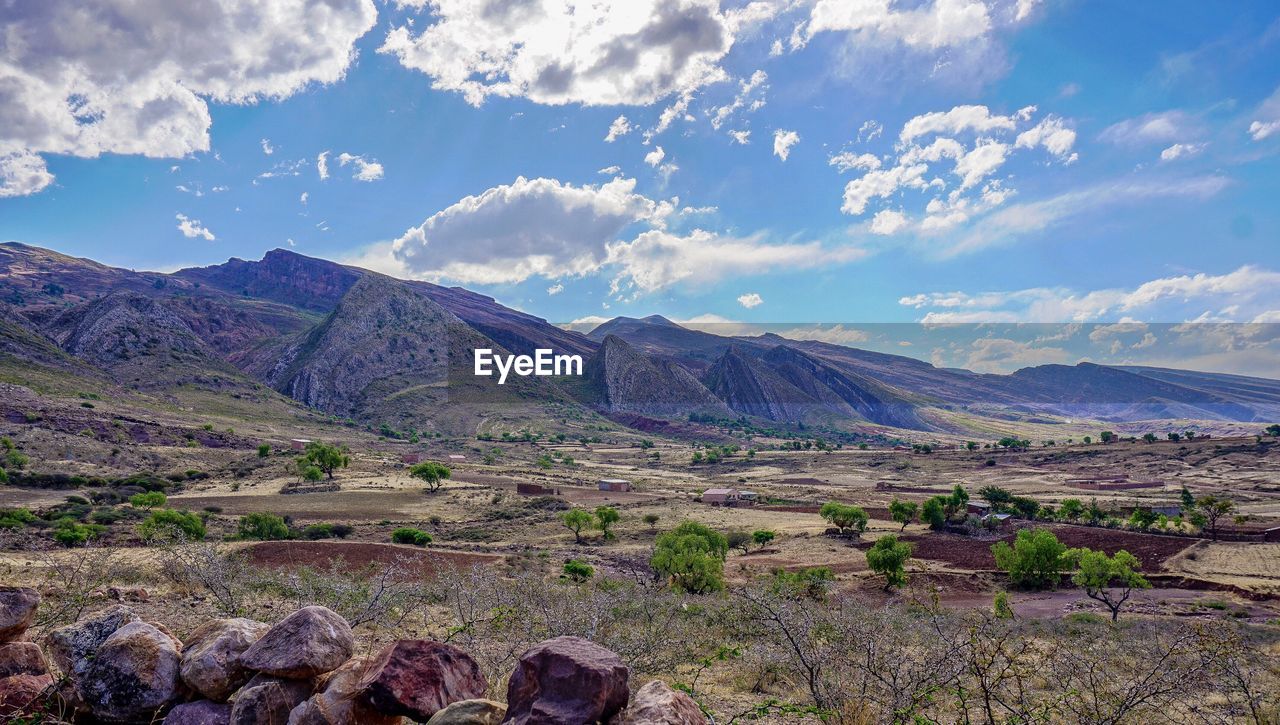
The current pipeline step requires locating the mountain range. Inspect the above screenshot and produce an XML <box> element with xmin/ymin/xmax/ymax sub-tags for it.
<box><xmin>1</xmin><ymin>242</ymin><xmax>1276</xmax><ymax>439</ymax></box>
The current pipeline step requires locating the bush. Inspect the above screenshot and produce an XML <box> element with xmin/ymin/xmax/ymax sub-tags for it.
<box><xmin>89</xmin><ymin>508</ymin><xmax>126</xmax><ymax>525</ymax></box>
<box><xmin>303</xmin><ymin>523</ymin><xmax>335</xmax><ymax>540</ymax></box>
<box><xmin>866</xmin><ymin>534</ymin><xmax>914</xmax><ymax>590</ymax></box>
<box><xmin>138</xmin><ymin>509</ymin><xmax>206</xmax><ymax>541</ymax></box>
<box><xmin>129</xmin><ymin>491</ymin><xmax>167</xmax><ymax>509</ymax></box>
<box><xmin>651</xmin><ymin>520</ymin><xmax>728</xmax><ymax>594</ymax></box>
<box><xmin>53</xmin><ymin>519</ymin><xmax>106</xmax><ymax>547</ymax></box>
<box><xmin>819</xmin><ymin>502</ymin><xmax>868</xmax><ymax>535</ymax></box>
<box><xmin>257</xmin><ymin>444</ymin><xmax>271</xmax><ymax>458</ymax></box>
<box><xmin>237</xmin><ymin>512</ymin><xmax>290</xmax><ymax>541</ymax></box>
<box><xmin>391</xmin><ymin>527</ymin><xmax>432</xmax><ymax>546</ymax></box>
<box><xmin>0</xmin><ymin>507</ymin><xmax>38</xmax><ymax>528</ymax></box>
<box><xmin>991</xmin><ymin>528</ymin><xmax>1070</xmax><ymax>590</ymax></box>
<box><xmin>562</xmin><ymin>559</ymin><xmax>594</xmax><ymax>582</ymax></box>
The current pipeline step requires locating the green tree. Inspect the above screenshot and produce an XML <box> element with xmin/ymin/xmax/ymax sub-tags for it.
<box><xmin>921</xmin><ymin>496</ymin><xmax>947</xmax><ymax>529</ymax></box>
<box><xmin>561</xmin><ymin>508</ymin><xmax>592</xmax><ymax>543</ymax></box>
<box><xmin>1059</xmin><ymin>498</ymin><xmax>1085</xmax><ymax>521</ymax></box>
<box><xmin>238</xmin><ymin>512</ymin><xmax>290</xmax><ymax>541</ymax></box>
<box><xmin>819</xmin><ymin>502</ymin><xmax>868</xmax><ymax>535</ymax></box>
<box><xmin>1100</xmin><ymin>431</ymin><xmax>1115</xmax><ymax>443</ymax></box>
<box><xmin>129</xmin><ymin>491</ymin><xmax>166</xmax><ymax>510</ymax></box>
<box><xmin>1069</xmin><ymin>548</ymin><xmax>1150</xmax><ymax>621</ymax></box>
<box><xmin>888</xmin><ymin>499</ymin><xmax>918</xmax><ymax>531</ymax></box>
<box><xmin>391</xmin><ymin>528</ymin><xmax>432</xmax><ymax>546</ymax></box>
<box><xmin>1142</xmin><ymin>433</ymin><xmax>1158</xmax><ymax>443</ymax></box>
<box><xmin>299</xmin><ymin>442</ymin><xmax>350</xmax><ymax>479</ymax></box>
<box><xmin>965</xmin><ymin>441</ymin><xmax>979</xmax><ymax>451</ymax></box>
<box><xmin>651</xmin><ymin>520</ymin><xmax>728</xmax><ymax>594</ymax></box>
<box><xmin>257</xmin><ymin>443</ymin><xmax>271</xmax><ymax>458</ymax></box>
<box><xmin>1179</xmin><ymin>486</ymin><xmax>1196</xmax><ymax>510</ymax></box>
<box><xmin>409</xmin><ymin>461</ymin><xmax>452</xmax><ymax>492</ymax></box>
<box><xmin>138</xmin><ymin>509</ymin><xmax>205</xmax><ymax>541</ymax></box>
<box><xmin>594</xmin><ymin>506</ymin><xmax>620</xmax><ymax>540</ymax></box>
<box><xmin>865</xmin><ymin>534</ymin><xmax>913</xmax><ymax>590</ymax></box>
<box><xmin>727</xmin><ymin>530</ymin><xmax>753</xmax><ymax>554</ymax></box>
<box><xmin>301</xmin><ymin>465</ymin><xmax>323</xmax><ymax>482</ymax></box>
<box><xmin>752</xmin><ymin>529</ymin><xmax>776</xmax><ymax>549</ymax></box>
<box><xmin>991</xmin><ymin>528</ymin><xmax>1071</xmax><ymax>590</ymax></box>
<box><xmin>1193</xmin><ymin>495</ymin><xmax>1235</xmax><ymax>540</ymax></box>
<box><xmin>1265</xmin><ymin>424</ymin><xmax>1280</xmax><ymax>436</ymax></box>
<box><xmin>562</xmin><ymin>559</ymin><xmax>594</xmax><ymax>583</ymax></box>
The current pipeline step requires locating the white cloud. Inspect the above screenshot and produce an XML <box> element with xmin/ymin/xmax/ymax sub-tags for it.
<box><xmin>261</xmin><ymin>138</ymin><xmax>274</xmax><ymax>155</ymax></box>
<box><xmin>336</xmin><ymin>152</ymin><xmax>383</xmax><ymax>181</ymax></box>
<box><xmin>728</xmin><ymin>130</ymin><xmax>751</xmax><ymax>145</ymax></box>
<box><xmin>900</xmin><ymin>104</ymin><xmax>1030</xmax><ymax>143</ymax></box>
<box><xmin>0</xmin><ymin>0</ymin><xmax>376</xmax><ymax>196</ymax></box>
<box><xmin>737</xmin><ymin>292</ymin><xmax>763</xmax><ymax>308</ymax></box>
<box><xmin>1014</xmin><ymin>115</ymin><xmax>1077</xmax><ymax>159</ymax></box>
<box><xmin>604</xmin><ymin>115</ymin><xmax>633</xmax><ymax>142</ymax></box>
<box><xmin>1159</xmin><ymin>142</ymin><xmax>1205</xmax><ymax>161</ymax></box>
<box><xmin>644</xmin><ymin>146</ymin><xmax>666</xmax><ymax>167</ymax></box>
<box><xmin>300</xmin><ymin>192</ymin><xmax>309</xmax><ymax>205</ymax></box>
<box><xmin>547</xmin><ymin>283</ymin><xmax>564</xmax><ymax>295</ymax></box>
<box><xmin>710</xmin><ymin>70</ymin><xmax>767</xmax><ymax>130</ymax></box>
<box><xmin>317</xmin><ymin>151</ymin><xmax>330</xmax><ymax>180</ymax></box>
<box><xmin>598</xmin><ymin>165</ymin><xmax>622</xmax><ymax>175</ymax></box>
<box><xmin>773</xmin><ymin>129</ymin><xmax>800</xmax><ymax>161</ymax></box>
<box><xmin>1247</xmin><ymin>86</ymin><xmax>1280</xmax><ymax>141</ymax></box>
<box><xmin>828</xmin><ymin>152</ymin><xmax>881</xmax><ymax>173</ymax></box>
<box><xmin>857</xmin><ymin>120</ymin><xmax>884</xmax><ymax>143</ymax></box>
<box><xmin>775</xmin><ymin>324</ymin><xmax>871</xmax><ymax>345</ymax></box>
<box><xmin>869</xmin><ymin>209</ymin><xmax>909</xmax><ymax>235</ymax></box>
<box><xmin>175</xmin><ymin>213</ymin><xmax>215</xmax><ymax>241</ymax></box>
<box><xmin>1100</xmin><ymin>110</ymin><xmax>1198</xmax><ymax>146</ymax></box>
<box><xmin>379</xmin><ymin>0</ymin><xmax>744</xmax><ymax>107</ymax></box>
<box><xmin>805</xmin><ymin>0</ymin><xmax>992</xmax><ymax>50</ymax></box>
<box><xmin>1249</xmin><ymin>120</ymin><xmax>1280</xmax><ymax>141</ymax></box>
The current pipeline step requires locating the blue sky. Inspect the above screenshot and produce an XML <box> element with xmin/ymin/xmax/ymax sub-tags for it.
<box><xmin>3</xmin><ymin>0</ymin><xmax>1279</xmax><ymax>344</ymax></box>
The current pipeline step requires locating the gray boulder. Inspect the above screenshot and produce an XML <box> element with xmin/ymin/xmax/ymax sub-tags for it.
<box><xmin>165</xmin><ymin>699</ymin><xmax>234</xmax><ymax>725</ymax></box>
<box><xmin>79</xmin><ymin>620</ymin><xmax>183</xmax><ymax>722</ymax></box>
<box><xmin>230</xmin><ymin>673</ymin><xmax>316</xmax><ymax>725</ymax></box>
<box><xmin>502</xmin><ymin>636</ymin><xmax>629</xmax><ymax>725</ymax></box>
<box><xmin>182</xmin><ymin>617</ymin><xmax>271</xmax><ymax>701</ymax></box>
<box><xmin>239</xmin><ymin>606</ymin><xmax>353</xmax><ymax>679</ymax></box>
<box><xmin>617</xmin><ymin>680</ymin><xmax>707</xmax><ymax>724</ymax></box>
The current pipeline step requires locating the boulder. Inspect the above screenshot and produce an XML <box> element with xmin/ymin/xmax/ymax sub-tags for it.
<box><xmin>287</xmin><ymin>658</ymin><xmax>398</xmax><ymax>725</ymax></box>
<box><xmin>427</xmin><ymin>699</ymin><xmax>507</xmax><ymax>725</ymax></box>
<box><xmin>0</xmin><ymin>587</ymin><xmax>40</xmax><ymax>642</ymax></box>
<box><xmin>79</xmin><ymin>620</ymin><xmax>183</xmax><ymax>722</ymax></box>
<box><xmin>0</xmin><ymin>673</ymin><xmax>52</xmax><ymax>717</ymax></box>
<box><xmin>230</xmin><ymin>674</ymin><xmax>316</xmax><ymax>725</ymax></box>
<box><xmin>165</xmin><ymin>699</ymin><xmax>234</xmax><ymax>725</ymax></box>
<box><xmin>0</xmin><ymin>641</ymin><xmax>48</xmax><ymax>678</ymax></box>
<box><xmin>358</xmin><ymin>639</ymin><xmax>487</xmax><ymax>721</ymax></box>
<box><xmin>616</xmin><ymin>681</ymin><xmax>707</xmax><ymax>725</ymax></box>
<box><xmin>182</xmin><ymin>617</ymin><xmax>271</xmax><ymax>701</ymax></box>
<box><xmin>46</xmin><ymin>604</ymin><xmax>140</xmax><ymax>685</ymax></box>
<box><xmin>239</xmin><ymin>606</ymin><xmax>353</xmax><ymax>679</ymax></box>
<box><xmin>502</xmin><ymin>636</ymin><xmax>629</xmax><ymax>725</ymax></box>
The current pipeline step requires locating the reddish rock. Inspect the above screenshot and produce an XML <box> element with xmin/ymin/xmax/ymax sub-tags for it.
<box><xmin>287</xmin><ymin>658</ymin><xmax>398</xmax><ymax>725</ymax></box>
<box><xmin>165</xmin><ymin>699</ymin><xmax>234</xmax><ymax>725</ymax></box>
<box><xmin>80</xmin><ymin>620</ymin><xmax>183</xmax><ymax>722</ymax></box>
<box><xmin>239</xmin><ymin>606</ymin><xmax>353</xmax><ymax>679</ymax></box>
<box><xmin>0</xmin><ymin>587</ymin><xmax>40</xmax><ymax>642</ymax></box>
<box><xmin>357</xmin><ymin>639</ymin><xmax>487</xmax><ymax>721</ymax></box>
<box><xmin>502</xmin><ymin>636</ymin><xmax>629</xmax><ymax>725</ymax></box>
<box><xmin>0</xmin><ymin>673</ymin><xmax>52</xmax><ymax>717</ymax></box>
<box><xmin>230</xmin><ymin>674</ymin><xmax>316</xmax><ymax>725</ymax></box>
<box><xmin>181</xmin><ymin>617</ymin><xmax>271</xmax><ymax>701</ymax></box>
<box><xmin>0</xmin><ymin>641</ymin><xmax>48</xmax><ymax>678</ymax></box>
<box><xmin>617</xmin><ymin>680</ymin><xmax>707</xmax><ymax>724</ymax></box>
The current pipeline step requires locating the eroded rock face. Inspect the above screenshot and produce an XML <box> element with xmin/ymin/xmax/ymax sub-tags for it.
<box><xmin>357</xmin><ymin>639</ymin><xmax>487</xmax><ymax>721</ymax></box>
<box><xmin>0</xmin><ymin>673</ymin><xmax>53</xmax><ymax>718</ymax></box>
<box><xmin>181</xmin><ymin>617</ymin><xmax>271</xmax><ymax>702</ymax></box>
<box><xmin>165</xmin><ymin>699</ymin><xmax>234</xmax><ymax>725</ymax></box>
<box><xmin>617</xmin><ymin>680</ymin><xmax>707</xmax><ymax>725</ymax></box>
<box><xmin>45</xmin><ymin>604</ymin><xmax>140</xmax><ymax>689</ymax></box>
<box><xmin>502</xmin><ymin>636</ymin><xmax>630</xmax><ymax>725</ymax></box>
<box><xmin>286</xmin><ymin>658</ymin><xmax>398</xmax><ymax>725</ymax></box>
<box><xmin>230</xmin><ymin>674</ymin><xmax>316</xmax><ymax>725</ymax></box>
<box><xmin>427</xmin><ymin>698</ymin><xmax>507</xmax><ymax>725</ymax></box>
<box><xmin>0</xmin><ymin>641</ymin><xmax>48</xmax><ymax>678</ymax></box>
<box><xmin>79</xmin><ymin>620</ymin><xmax>183</xmax><ymax>723</ymax></box>
<box><xmin>0</xmin><ymin>587</ymin><xmax>41</xmax><ymax>642</ymax></box>
<box><xmin>239</xmin><ymin>606</ymin><xmax>353</xmax><ymax>679</ymax></box>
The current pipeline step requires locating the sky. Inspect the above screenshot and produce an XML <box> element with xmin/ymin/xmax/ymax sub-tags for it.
<box><xmin>2</xmin><ymin>1</ymin><xmax>1280</xmax><ymax>373</ymax></box>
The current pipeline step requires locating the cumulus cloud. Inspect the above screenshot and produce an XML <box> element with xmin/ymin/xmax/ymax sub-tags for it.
<box><xmin>604</xmin><ymin>115</ymin><xmax>633</xmax><ymax>142</ymax></box>
<box><xmin>261</xmin><ymin>138</ymin><xmax>274</xmax><ymax>155</ymax></box>
<box><xmin>1160</xmin><ymin>142</ymin><xmax>1205</xmax><ymax>161</ymax></box>
<box><xmin>828</xmin><ymin>152</ymin><xmax>881</xmax><ymax>173</ymax></box>
<box><xmin>737</xmin><ymin>292</ymin><xmax>763</xmax><ymax>308</ymax></box>
<box><xmin>379</xmin><ymin>0</ymin><xmax>754</xmax><ymax>107</ymax></box>
<box><xmin>728</xmin><ymin>130</ymin><xmax>751</xmax><ymax>144</ymax></box>
<box><xmin>546</xmin><ymin>283</ymin><xmax>564</xmax><ymax>295</ymax></box>
<box><xmin>710</xmin><ymin>70</ymin><xmax>767</xmax><ymax>130</ymax></box>
<box><xmin>0</xmin><ymin>0</ymin><xmax>377</xmax><ymax>196</ymax></box>
<box><xmin>1247</xmin><ymin>86</ymin><xmax>1280</xmax><ymax>141</ymax></box>
<box><xmin>773</xmin><ymin>129</ymin><xmax>800</xmax><ymax>161</ymax></box>
<box><xmin>1099</xmin><ymin>110</ymin><xmax>1199</xmax><ymax>146</ymax></box>
<box><xmin>175</xmin><ymin>213</ymin><xmax>215</xmax><ymax>241</ymax></box>
<box><xmin>644</xmin><ymin>146</ymin><xmax>667</xmax><ymax>167</ymax></box>
<box><xmin>869</xmin><ymin>209</ymin><xmax>909</xmax><ymax>235</ymax></box>
<box><xmin>336</xmin><ymin>153</ymin><xmax>383</xmax><ymax>181</ymax></box>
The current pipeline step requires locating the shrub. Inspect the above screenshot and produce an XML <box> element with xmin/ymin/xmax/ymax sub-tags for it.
<box><xmin>866</xmin><ymin>534</ymin><xmax>913</xmax><ymax>590</ymax></box>
<box><xmin>819</xmin><ymin>502</ymin><xmax>868</xmax><ymax>535</ymax></box>
<box><xmin>651</xmin><ymin>520</ymin><xmax>728</xmax><ymax>594</ymax></box>
<box><xmin>391</xmin><ymin>527</ymin><xmax>432</xmax><ymax>546</ymax></box>
<box><xmin>138</xmin><ymin>509</ymin><xmax>206</xmax><ymax>541</ymax></box>
<box><xmin>772</xmin><ymin>566</ymin><xmax>835</xmax><ymax>600</ymax></box>
<box><xmin>562</xmin><ymin>559</ymin><xmax>594</xmax><ymax>582</ymax></box>
<box><xmin>991</xmin><ymin>528</ymin><xmax>1071</xmax><ymax>590</ymax></box>
<box><xmin>752</xmin><ymin>529</ymin><xmax>776</xmax><ymax>549</ymax></box>
<box><xmin>0</xmin><ymin>507</ymin><xmax>38</xmax><ymax>528</ymax></box>
<box><xmin>257</xmin><ymin>444</ymin><xmax>271</xmax><ymax>458</ymax></box>
<box><xmin>53</xmin><ymin>519</ymin><xmax>105</xmax><ymax>547</ymax></box>
<box><xmin>237</xmin><ymin>512</ymin><xmax>290</xmax><ymax>541</ymax></box>
<box><xmin>303</xmin><ymin>523</ymin><xmax>335</xmax><ymax>540</ymax></box>
<box><xmin>300</xmin><ymin>465</ymin><xmax>324</xmax><ymax>482</ymax></box>
<box><xmin>89</xmin><ymin>508</ymin><xmax>126</xmax><ymax>525</ymax></box>
<box><xmin>409</xmin><ymin>461</ymin><xmax>452</xmax><ymax>492</ymax></box>
<box><xmin>129</xmin><ymin>491</ymin><xmax>167</xmax><ymax>509</ymax></box>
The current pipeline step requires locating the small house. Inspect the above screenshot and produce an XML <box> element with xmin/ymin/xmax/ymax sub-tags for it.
<box><xmin>401</xmin><ymin>453</ymin><xmax>422</xmax><ymax>465</ymax></box>
<box><xmin>982</xmin><ymin>513</ymin><xmax>1013</xmax><ymax>529</ymax></box>
<box><xmin>967</xmin><ymin>501</ymin><xmax>991</xmax><ymax>515</ymax></box>
<box><xmin>598</xmin><ymin>478</ymin><xmax>631</xmax><ymax>492</ymax></box>
<box><xmin>702</xmin><ymin>488</ymin><xmax>739</xmax><ymax>505</ymax></box>
<box><xmin>447</xmin><ymin>454</ymin><xmax>465</xmax><ymax>461</ymax></box>
<box><xmin>517</xmin><ymin>482</ymin><xmax>560</xmax><ymax>496</ymax></box>
<box><xmin>290</xmin><ymin>438</ymin><xmax>312</xmax><ymax>451</ymax></box>
<box><xmin>737</xmin><ymin>490</ymin><xmax>759</xmax><ymax>504</ymax></box>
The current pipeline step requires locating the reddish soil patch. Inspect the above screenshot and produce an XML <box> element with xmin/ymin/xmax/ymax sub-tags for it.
<box><xmin>245</xmin><ymin>541</ymin><xmax>501</xmax><ymax>579</ymax></box>
<box><xmin>902</xmin><ymin>525</ymin><xmax>1195</xmax><ymax>571</ymax></box>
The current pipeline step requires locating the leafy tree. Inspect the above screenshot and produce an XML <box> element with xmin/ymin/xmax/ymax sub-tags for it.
<box><xmin>1100</xmin><ymin>431</ymin><xmax>1115</xmax><ymax>443</ymax></box>
<box><xmin>921</xmin><ymin>496</ymin><xmax>947</xmax><ymax>530</ymax></box>
<box><xmin>1083</xmin><ymin>436</ymin><xmax>1092</xmax><ymax>445</ymax></box>
<box><xmin>129</xmin><ymin>491</ymin><xmax>166</xmax><ymax>510</ymax></box>
<box><xmin>299</xmin><ymin>442</ymin><xmax>350</xmax><ymax>479</ymax></box>
<box><xmin>594</xmin><ymin>506</ymin><xmax>620</xmax><ymax>540</ymax></box>
<box><xmin>866</xmin><ymin>534</ymin><xmax>913</xmax><ymax>590</ymax></box>
<box><xmin>138</xmin><ymin>509</ymin><xmax>205</xmax><ymax>541</ymax></box>
<box><xmin>301</xmin><ymin>465</ymin><xmax>323</xmax><ymax>482</ymax></box>
<box><xmin>1069</xmin><ymin>548</ymin><xmax>1150</xmax><ymax>621</ymax></box>
<box><xmin>752</xmin><ymin>529</ymin><xmax>776</xmax><ymax>550</ymax></box>
<box><xmin>391</xmin><ymin>527</ymin><xmax>432</xmax><ymax>546</ymax></box>
<box><xmin>965</xmin><ymin>441</ymin><xmax>979</xmax><ymax>451</ymax></box>
<box><xmin>561</xmin><ymin>508</ymin><xmax>592</xmax><ymax>543</ymax></box>
<box><xmin>257</xmin><ymin>444</ymin><xmax>271</xmax><ymax>458</ymax></box>
<box><xmin>562</xmin><ymin>559</ymin><xmax>594</xmax><ymax>582</ymax></box>
<box><xmin>1193</xmin><ymin>495</ymin><xmax>1235</xmax><ymax>540</ymax></box>
<box><xmin>1142</xmin><ymin>433</ymin><xmax>1158</xmax><ymax>443</ymax></box>
<box><xmin>819</xmin><ymin>502</ymin><xmax>868</xmax><ymax>535</ymax></box>
<box><xmin>949</xmin><ymin>484</ymin><xmax>970</xmax><ymax>510</ymax></box>
<box><xmin>727</xmin><ymin>530</ymin><xmax>753</xmax><ymax>554</ymax></box>
<box><xmin>1179</xmin><ymin>486</ymin><xmax>1196</xmax><ymax>510</ymax></box>
<box><xmin>1266</xmin><ymin>424</ymin><xmax>1280</xmax><ymax>436</ymax></box>
<box><xmin>409</xmin><ymin>461</ymin><xmax>452</xmax><ymax>492</ymax></box>
<box><xmin>1167</xmin><ymin>432</ymin><xmax>1181</xmax><ymax>442</ymax></box>
<box><xmin>1059</xmin><ymin>498</ymin><xmax>1085</xmax><ymax>521</ymax></box>
<box><xmin>238</xmin><ymin>512</ymin><xmax>289</xmax><ymax>541</ymax></box>
<box><xmin>1009</xmin><ymin>496</ymin><xmax>1041</xmax><ymax>520</ymax></box>
<box><xmin>771</xmin><ymin>566</ymin><xmax>834</xmax><ymax>600</ymax></box>
<box><xmin>651</xmin><ymin>520</ymin><xmax>728</xmax><ymax>594</ymax></box>
<box><xmin>978</xmin><ymin>486</ymin><xmax>1013</xmax><ymax>506</ymax></box>
<box><xmin>888</xmin><ymin>499</ymin><xmax>918</xmax><ymax>531</ymax></box>
<box><xmin>642</xmin><ymin>513</ymin><xmax>660</xmax><ymax>529</ymax></box>
<box><xmin>991</xmin><ymin>528</ymin><xmax>1071</xmax><ymax>590</ymax></box>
